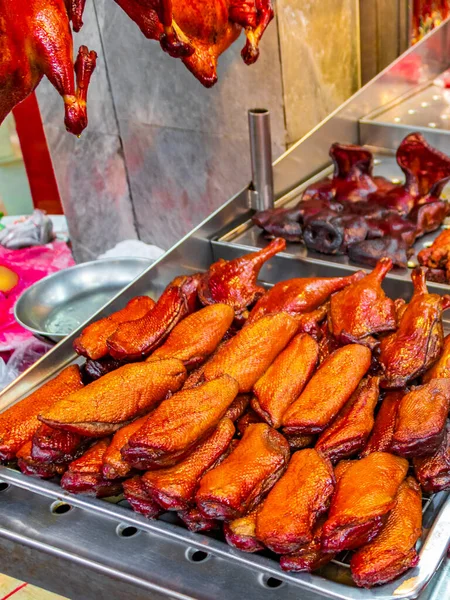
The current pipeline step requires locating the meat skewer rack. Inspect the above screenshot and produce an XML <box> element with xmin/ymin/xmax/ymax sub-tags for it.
<box><xmin>2</xmin><ymin>21</ymin><xmax>450</xmax><ymax>600</ymax></box>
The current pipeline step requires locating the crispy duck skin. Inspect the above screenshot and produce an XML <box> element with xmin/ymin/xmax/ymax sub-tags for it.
<box><xmin>350</xmin><ymin>477</ymin><xmax>422</xmax><ymax>588</ymax></box>
<box><xmin>321</xmin><ymin>452</ymin><xmax>409</xmax><ymax>553</ymax></box>
<box><xmin>123</xmin><ymin>476</ymin><xmax>163</xmax><ymax>519</ymax></box>
<box><xmin>123</xmin><ymin>375</ymin><xmax>239</xmax><ymax>469</ymax></box>
<box><xmin>203</xmin><ymin>313</ymin><xmax>299</xmax><ymax>393</ymax></box>
<box><xmin>0</xmin><ymin>365</ymin><xmax>83</xmax><ymax>461</ymax></box>
<box><xmin>379</xmin><ymin>268</ymin><xmax>450</xmax><ymax>389</ymax></box>
<box><xmin>39</xmin><ymin>359</ymin><xmax>186</xmax><ymax>437</ymax></box>
<box><xmin>282</xmin><ymin>345</ymin><xmax>372</xmax><ymax>436</ymax></box>
<box><xmin>224</xmin><ymin>505</ymin><xmax>265</xmax><ymax>552</ymax></box>
<box><xmin>141</xmin><ymin>418</ymin><xmax>235</xmax><ymax>511</ymax></box>
<box><xmin>149</xmin><ymin>304</ymin><xmax>234</xmax><ymax>368</ymax></box>
<box><xmin>256</xmin><ymin>449</ymin><xmax>335</xmax><ymax>554</ymax></box>
<box><xmin>82</xmin><ymin>356</ymin><xmax>124</xmax><ymax>381</ymax></box>
<box><xmin>414</xmin><ymin>423</ymin><xmax>450</xmax><ymax>492</ymax></box>
<box><xmin>391</xmin><ymin>379</ymin><xmax>450</xmax><ymax>457</ymax></box>
<box><xmin>107</xmin><ymin>274</ymin><xmax>201</xmax><ymax>360</ymax></box>
<box><xmin>17</xmin><ymin>442</ymin><xmax>66</xmax><ymax>479</ymax></box>
<box><xmin>236</xmin><ymin>408</ymin><xmax>263</xmax><ymax>436</ymax></box>
<box><xmin>328</xmin><ymin>258</ymin><xmax>397</xmax><ymax>346</ymax></box>
<box><xmin>61</xmin><ymin>439</ymin><xmax>123</xmax><ymax>498</ymax></box>
<box><xmin>31</xmin><ymin>424</ymin><xmax>87</xmax><ymax>465</ymax></box>
<box><xmin>102</xmin><ymin>415</ymin><xmax>150</xmax><ymax>480</ymax></box>
<box><xmin>198</xmin><ymin>238</ymin><xmax>286</xmax><ymax>319</ymax></box>
<box><xmin>360</xmin><ymin>392</ymin><xmax>403</xmax><ymax>458</ymax></box>
<box><xmin>224</xmin><ymin>394</ymin><xmax>250</xmax><ymax>421</ymax></box>
<box><xmin>252</xmin><ymin>333</ymin><xmax>319</xmax><ymax>428</ymax></box>
<box><xmin>418</xmin><ymin>229</ymin><xmax>450</xmax><ymax>282</ymax></box>
<box><xmin>73</xmin><ymin>296</ymin><xmax>155</xmax><ymax>360</ymax></box>
<box><xmin>423</xmin><ymin>333</ymin><xmax>450</xmax><ymax>382</ymax></box>
<box><xmin>280</xmin><ymin>521</ymin><xmax>334</xmax><ymax>573</ymax></box>
<box><xmin>295</xmin><ymin>305</ymin><xmax>329</xmax><ymax>339</ymax></box>
<box><xmin>315</xmin><ymin>377</ymin><xmax>379</xmax><ymax>463</ymax></box>
<box><xmin>284</xmin><ymin>433</ymin><xmax>316</xmax><ymax>450</ymax></box>
<box><xmin>196</xmin><ymin>423</ymin><xmax>290</xmax><ymax>521</ymax></box>
<box><xmin>178</xmin><ymin>507</ymin><xmax>219</xmax><ymax>533</ymax></box>
<box><xmin>247</xmin><ymin>272</ymin><xmax>364</xmax><ymax>324</ymax></box>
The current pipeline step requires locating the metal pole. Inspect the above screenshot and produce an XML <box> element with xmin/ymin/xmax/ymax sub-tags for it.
<box><xmin>247</xmin><ymin>108</ymin><xmax>274</xmax><ymax>211</ymax></box>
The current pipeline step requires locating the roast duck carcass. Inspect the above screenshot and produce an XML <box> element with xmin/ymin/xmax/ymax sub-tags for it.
<box><xmin>4</xmin><ymin>241</ymin><xmax>450</xmax><ymax>590</ymax></box>
<box><xmin>253</xmin><ymin>133</ymin><xmax>450</xmax><ymax>274</ymax></box>
<box><xmin>0</xmin><ymin>0</ymin><xmax>274</xmax><ymax>132</ymax></box>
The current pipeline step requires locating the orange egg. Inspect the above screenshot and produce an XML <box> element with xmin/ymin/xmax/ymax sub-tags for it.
<box><xmin>0</xmin><ymin>266</ymin><xmax>19</xmax><ymax>292</ymax></box>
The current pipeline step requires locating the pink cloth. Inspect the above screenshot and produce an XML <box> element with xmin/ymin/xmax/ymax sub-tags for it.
<box><xmin>0</xmin><ymin>241</ymin><xmax>75</xmax><ymax>352</ymax></box>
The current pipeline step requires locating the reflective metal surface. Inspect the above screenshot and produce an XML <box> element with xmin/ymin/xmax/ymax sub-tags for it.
<box><xmin>248</xmin><ymin>109</ymin><xmax>275</xmax><ymax>211</ymax></box>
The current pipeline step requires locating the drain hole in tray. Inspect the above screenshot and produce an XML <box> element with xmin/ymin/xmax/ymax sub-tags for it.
<box><xmin>259</xmin><ymin>575</ymin><xmax>285</xmax><ymax>589</ymax></box>
<box><xmin>0</xmin><ymin>482</ymin><xmax>10</xmax><ymax>492</ymax></box>
<box><xmin>116</xmin><ymin>524</ymin><xmax>140</xmax><ymax>538</ymax></box>
<box><xmin>185</xmin><ymin>548</ymin><xmax>210</xmax><ymax>563</ymax></box>
<box><xmin>51</xmin><ymin>501</ymin><xmax>72</xmax><ymax>515</ymax></box>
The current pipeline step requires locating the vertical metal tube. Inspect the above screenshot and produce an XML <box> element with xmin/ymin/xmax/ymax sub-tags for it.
<box><xmin>248</xmin><ymin>108</ymin><xmax>274</xmax><ymax>211</ymax></box>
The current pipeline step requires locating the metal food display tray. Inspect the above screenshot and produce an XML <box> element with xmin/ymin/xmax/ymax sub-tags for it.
<box><xmin>2</xmin><ymin>20</ymin><xmax>450</xmax><ymax>600</ymax></box>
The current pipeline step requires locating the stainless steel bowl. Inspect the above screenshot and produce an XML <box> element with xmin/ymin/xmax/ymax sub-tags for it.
<box><xmin>14</xmin><ymin>257</ymin><xmax>151</xmax><ymax>342</ymax></box>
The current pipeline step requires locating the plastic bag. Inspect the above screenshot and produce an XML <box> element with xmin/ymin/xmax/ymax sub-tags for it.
<box><xmin>0</xmin><ymin>337</ymin><xmax>52</xmax><ymax>391</ymax></box>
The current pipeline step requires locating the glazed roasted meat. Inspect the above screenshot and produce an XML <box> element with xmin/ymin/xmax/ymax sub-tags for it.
<box><xmin>0</xmin><ymin>0</ymin><xmax>97</xmax><ymax>135</ymax></box>
<box><xmin>149</xmin><ymin>304</ymin><xmax>234</xmax><ymax>368</ymax></box>
<box><xmin>360</xmin><ymin>391</ymin><xmax>403</xmax><ymax>457</ymax></box>
<box><xmin>379</xmin><ymin>268</ymin><xmax>450</xmax><ymax>389</ymax></box>
<box><xmin>413</xmin><ymin>423</ymin><xmax>450</xmax><ymax>492</ymax></box>
<box><xmin>252</xmin><ymin>333</ymin><xmax>319</xmax><ymax>428</ymax></box>
<box><xmin>198</xmin><ymin>239</ymin><xmax>286</xmax><ymax>319</ymax></box>
<box><xmin>39</xmin><ymin>359</ymin><xmax>186</xmax><ymax>437</ymax></box>
<box><xmin>196</xmin><ymin>423</ymin><xmax>290</xmax><ymax>520</ymax></box>
<box><xmin>391</xmin><ymin>379</ymin><xmax>450</xmax><ymax>457</ymax></box>
<box><xmin>74</xmin><ymin>296</ymin><xmax>155</xmax><ymax>360</ymax></box>
<box><xmin>107</xmin><ymin>275</ymin><xmax>201</xmax><ymax>360</ymax></box>
<box><xmin>328</xmin><ymin>258</ymin><xmax>397</xmax><ymax>346</ymax></box>
<box><xmin>31</xmin><ymin>424</ymin><xmax>87</xmax><ymax>465</ymax></box>
<box><xmin>256</xmin><ymin>449</ymin><xmax>335</xmax><ymax>554</ymax></box>
<box><xmin>350</xmin><ymin>477</ymin><xmax>422</xmax><ymax>588</ymax></box>
<box><xmin>315</xmin><ymin>377</ymin><xmax>379</xmax><ymax>463</ymax></box>
<box><xmin>280</xmin><ymin>521</ymin><xmax>334</xmax><ymax>573</ymax></box>
<box><xmin>224</xmin><ymin>505</ymin><xmax>265</xmax><ymax>552</ymax></box>
<box><xmin>203</xmin><ymin>312</ymin><xmax>299</xmax><ymax>393</ymax></box>
<box><xmin>102</xmin><ymin>414</ymin><xmax>150</xmax><ymax>480</ymax></box>
<box><xmin>123</xmin><ymin>475</ymin><xmax>163</xmax><ymax>519</ymax></box>
<box><xmin>347</xmin><ymin>237</ymin><xmax>412</xmax><ymax>268</ymax></box>
<box><xmin>224</xmin><ymin>394</ymin><xmax>250</xmax><ymax>422</ymax></box>
<box><xmin>17</xmin><ymin>441</ymin><xmax>66</xmax><ymax>479</ymax></box>
<box><xmin>423</xmin><ymin>333</ymin><xmax>450</xmax><ymax>382</ymax></box>
<box><xmin>0</xmin><ymin>365</ymin><xmax>83</xmax><ymax>461</ymax></box>
<box><xmin>282</xmin><ymin>345</ymin><xmax>372</xmax><ymax>435</ymax></box>
<box><xmin>178</xmin><ymin>507</ymin><xmax>218</xmax><ymax>533</ymax></box>
<box><xmin>61</xmin><ymin>439</ymin><xmax>124</xmax><ymax>498</ymax></box>
<box><xmin>83</xmin><ymin>356</ymin><xmax>124</xmax><ymax>381</ymax></box>
<box><xmin>236</xmin><ymin>408</ymin><xmax>263</xmax><ymax>436</ymax></box>
<box><xmin>321</xmin><ymin>452</ymin><xmax>408</xmax><ymax>552</ymax></box>
<box><xmin>418</xmin><ymin>229</ymin><xmax>450</xmax><ymax>283</ymax></box>
<box><xmin>141</xmin><ymin>418</ymin><xmax>235</xmax><ymax>510</ymax></box>
<box><xmin>247</xmin><ymin>271</ymin><xmax>364</xmax><ymax>324</ymax></box>
<box><xmin>123</xmin><ymin>375</ymin><xmax>239</xmax><ymax>469</ymax></box>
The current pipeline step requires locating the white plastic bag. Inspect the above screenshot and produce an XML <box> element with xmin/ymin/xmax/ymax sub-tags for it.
<box><xmin>0</xmin><ymin>337</ymin><xmax>52</xmax><ymax>391</ymax></box>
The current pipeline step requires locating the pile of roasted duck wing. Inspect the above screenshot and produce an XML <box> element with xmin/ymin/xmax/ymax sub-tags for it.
<box><xmin>2</xmin><ymin>238</ymin><xmax>450</xmax><ymax>589</ymax></box>
<box><xmin>254</xmin><ymin>133</ymin><xmax>450</xmax><ymax>271</ymax></box>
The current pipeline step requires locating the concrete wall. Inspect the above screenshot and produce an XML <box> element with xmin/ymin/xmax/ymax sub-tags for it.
<box><xmin>37</xmin><ymin>0</ymin><xmax>360</xmax><ymax>261</ymax></box>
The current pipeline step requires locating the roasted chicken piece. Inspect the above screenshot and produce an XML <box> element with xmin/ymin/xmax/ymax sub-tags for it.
<box><xmin>102</xmin><ymin>415</ymin><xmax>150</xmax><ymax>480</ymax></box>
<box><xmin>149</xmin><ymin>304</ymin><xmax>234</xmax><ymax>368</ymax></box>
<box><xmin>17</xmin><ymin>441</ymin><xmax>66</xmax><ymax>479</ymax></box>
<box><xmin>141</xmin><ymin>418</ymin><xmax>234</xmax><ymax>510</ymax></box>
<box><xmin>224</xmin><ymin>505</ymin><xmax>265</xmax><ymax>552</ymax></box>
<box><xmin>321</xmin><ymin>452</ymin><xmax>408</xmax><ymax>553</ymax></box>
<box><xmin>0</xmin><ymin>365</ymin><xmax>83</xmax><ymax>461</ymax></box>
<box><xmin>31</xmin><ymin>424</ymin><xmax>87</xmax><ymax>465</ymax></box>
<box><xmin>413</xmin><ymin>423</ymin><xmax>450</xmax><ymax>492</ymax></box>
<box><xmin>114</xmin><ymin>0</ymin><xmax>273</xmax><ymax>87</ymax></box>
<box><xmin>280</xmin><ymin>521</ymin><xmax>334</xmax><ymax>573</ymax></box>
<box><xmin>315</xmin><ymin>377</ymin><xmax>379</xmax><ymax>463</ymax></box>
<box><xmin>391</xmin><ymin>379</ymin><xmax>450</xmax><ymax>457</ymax></box>
<box><xmin>418</xmin><ymin>229</ymin><xmax>450</xmax><ymax>282</ymax></box>
<box><xmin>247</xmin><ymin>271</ymin><xmax>364</xmax><ymax>324</ymax></box>
<box><xmin>107</xmin><ymin>274</ymin><xmax>201</xmax><ymax>360</ymax></box>
<box><xmin>294</xmin><ymin>305</ymin><xmax>329</xmax><ymax>339</ymax></box>
<box><xmin>360</xmin><ymin>391</ymin><xmax>403</xmax><ymax>457</ymax></box>
<box><xmin>423</xmin><ymin>334</ymin><xmax>450</xmax><ymax>382</ymax></box>
<box><xmin>379</xmin><ymin>268</ymin><xmax>450</xmax><ymax>388</ymax></box>
<box><xmin>256</xmin><ymin>449</ymin><xmax>335</xmax><ymax>554</ymax></box>
<box><xmin>282</xmin><ymin>345</ymin><xmax>372</xmax><ymax>436</ymax></box>
<box><xmin>196</xmin><ymin>423</ymin><xmax>289</xmax><ymax>520</ymax></box>
<box><xmin>328</xmin><ymin>258</ymin><xmax>396</xmax><ymax>347</ymax></box>
<box><xmin>203</xmin><ymin>312</ymin><xmax>299</xmax><ymax>393</ymax></box>
<box><xmin>123</xmin><ymin>475</ymin><xmax>163</xmax><ymax>519</ymax></box>
<box><xmin>0</xmin><ymin>0</ymin><xmax>97</xmax><ymax>135</ymax></box>
<box><xmin>178</xmin><ymin>507</ymin><xmax>219</xmax><ymax>533</ymax></box>
<box><xmin>123</xmin><ymin>375</ymin><xmax>239</xmax><ymax>469</ymax></box>
<box><xmin>74</xmin><ymin>296</ymin><xmax>155</xmax><ymax>360</ymax></box>
<box><xmin>350</xmin><ymin>477</ymin><xmax>422</xmax><ymax>588</ymax></box>
<box><xmin>252</xmin><ymin>333</ymin><xmax>319</xmax><ymax>428</ymax></box>
<box><xmin>198</xmin><ymin>238</ymin><xmax>285</xmax><ymax>320</ymax></box>
<box><xmin>39</xmin><ymin>359</ymin><xmax>186</xmax><ymax>437</ymax></box>
<box><xmin>61</xmin><ymin>439</ymin><xmax>124</xmax><ymax>498</ymax></box>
